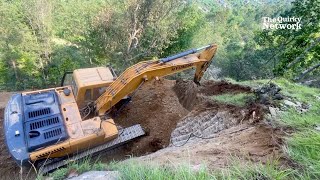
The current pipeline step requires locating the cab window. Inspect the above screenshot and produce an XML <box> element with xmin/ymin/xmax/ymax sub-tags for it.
<box><xmin>84</xmin><ymin>89</ymin><xmax>92</xmax><ymax>101</ymax></box>
<box><xmin>92</xmin><ymin>87</ymin><xmax>106</xmax><ymax>100</ymax></box>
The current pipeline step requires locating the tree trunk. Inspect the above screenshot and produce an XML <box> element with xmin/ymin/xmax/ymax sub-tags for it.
<box><xmin>11</xmin><ymin>60</ymin><xmax>19</xmax><ymax>80</ymax></box>
<box><xmin>296</xmin><ymin>62</ymin><xmax>320</xmax><ymax>81</ymax></box>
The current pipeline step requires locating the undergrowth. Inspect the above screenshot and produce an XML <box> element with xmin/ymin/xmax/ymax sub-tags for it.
<box><xmin>42</xmin><ymin>157</ymin><xmax>106</xmax><ymax>180</ymax></box>
<box><xmin>108</xmin><ymin>159</ymin><xmax>293</xmax><ymax>180</ymax></box>
<box><xmin>210</xmin><ymin>92</ymin><xmax>255</xmax><ymax>107</ymax></box>
<box><xmin>229</xmin><ymin>78</ymin><xmax>320</xmax><ymax>179</ymax></box>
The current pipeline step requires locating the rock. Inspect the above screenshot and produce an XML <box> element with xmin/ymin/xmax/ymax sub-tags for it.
<box><xmin>68</xmin><ymin>171</ymin><xmax>120</xmax><ymax>180</ymax></box>
<box><xmin>269</xmin><ymin>107</ymin><xmax>279</xmax><ymax>118</ymax></box>
<box><xmin>191</xmin><ymin>164</ymin><xmax>203</xmax><ymax>172</ymax></box>
<box><xmin>295</xmin><ymin>101</ymin><xmax>302</xmax><ymax>107</ymax></box>
<box><xmin>254</xmin><ymin>83</ymin><xmax>284</xmax><ymax>105</ymax></box>
<box><xmin>274</xmin><ymin>93</ymin><xmax>284</xmax><ymax>100</ymax></box>
<box><xmin>302</xmin><ymin>103</ymin><xmax>310</xmax><ymax>109</ymax></box>
<box><xmin>315</xmin><ymin>125</ymin><xmax>320</xmax><ymax>131</ymax></box>
<box><xmin>283</xmin><ymin>100</ymin><xmax>297</xmax><ymax>107</ymax></box>
<box><xmin>67</xmin><ymin>169</ymin><xmax>79</xmax><ymax>179</ymax></box>
<box><xmin>260</xmin><ymin>93</ymin><xmax>270</xmax><ymax>104</ymax></box>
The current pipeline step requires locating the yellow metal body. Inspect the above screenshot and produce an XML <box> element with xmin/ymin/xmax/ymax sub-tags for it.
<box><xmin>72</xmin><ymin>67</ymin><xmax>116</xmax><ymax>108</ymax></box>
<box><xmin>28</xmin><ymin>86</ymin><xmax>118</xmax><ymax>161</ymax></box>
<box><xmin>27</xmin><ymin>44</ymin><xmax>217</xmax><ymax>162</ymax></box>
<box><xmin>95</xmin><ymin>44</ymin><xmax>217</xmax><ymax>115</ymax></box>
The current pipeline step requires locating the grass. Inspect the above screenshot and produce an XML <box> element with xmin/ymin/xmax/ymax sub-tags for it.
<box><xmin>285</xmin><ymin>130</ymin><xmax>320</xmax><ymax>178</ymax></box>
<box><xmin>48</xmin><ymin>158</ymin><xmax>295</xmax><ymax>180</ymax></box>
<box><xmin>107</xmin><ymin>159</ymin><xmax>294</xmax><ymax>180</ymax></box>
<box><xmin>216</xmin><ymin>160</ymin><xmax>294</xmax><ymax>180</ymax></box>
<box><xmin>210</xmin><ymin>93</ymin><xmax>255</xmax><ymax>107</ymax></box>
<box><xmin>43</xmin><ymin>157</ymin><xmax>106</xmax><ymax>180</ymax></box>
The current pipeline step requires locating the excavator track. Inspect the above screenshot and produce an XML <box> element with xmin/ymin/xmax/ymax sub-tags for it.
<box><xmin>38</xmin><ymin>124</ymin><xmax>145</xmax><ymax>174</ymax></box>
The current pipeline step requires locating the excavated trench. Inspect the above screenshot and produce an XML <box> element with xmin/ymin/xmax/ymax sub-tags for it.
<box><xmin>0</xmin><ymin>79</ymin><xmax>282</xmax><ymax>178</ymax></box>
<box><xmin>106</xmin><ymin>79</ymin><xmax>267</xmax><ymax>162</ymax></box>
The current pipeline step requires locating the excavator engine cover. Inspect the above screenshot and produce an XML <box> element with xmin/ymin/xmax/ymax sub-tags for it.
<box><xmin>4</xmin><ymin>91</ymin><xmax>68</xmax><ymax>165</ymax></box>
<box><xmin>23</xmin><ymin>91</ymin><xmax>67</xmax><ymax>151</ymax></box>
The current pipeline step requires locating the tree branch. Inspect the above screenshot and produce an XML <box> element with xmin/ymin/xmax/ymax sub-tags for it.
<box><xmin>287</xmin><ymin>37</ymin><xmax>320</xmax><ymax>68</ymax></box>
<box><xmin>295</xmin><ymin>61</ymin><xmax>320</xmax><ymax>81</ymax></box>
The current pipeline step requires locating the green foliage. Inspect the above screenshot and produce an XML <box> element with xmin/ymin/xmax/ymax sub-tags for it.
<box><xmin>162</xmin><ymin>4</ymin><xmax>206</xmax><ymax>56</ymax></box>
<box><xmin>286</xmin><ymin>130</ymin><xmax>320</xmax><ymax>178</ymax></box>
<box><xmin>257</xmin><ymin>0</ymin><xmax>320</xmax><ymax>79</ymax></box>
<box><xmin>48</xmin><ymin>158</ymin><xmax>106</xmax><ymax>180</ymax></box>
<box><xmin>275</xmin><ymin>79</ymin><xmax>320</xmax><ymax>178</ymax></box>
<box><xmin>85</xmin><ymin>0</ymin><xmax>188</xmax><ymax>70</ymax></box>
<box><xmin>0</xmin><ymin>0</ymin><xmax>319</xmax><ymax>87</ymax></box>
<box><xmin>109</xmin><ymin>159</ymin><xmax>293</xmax><ymax>180</ymax></box>
<box><xmin>210</xmin><ymin>93</ymin><xmax>255</xmax><ymax>107</ymax></box>
<box><xmin>110</xmin><ymin>161</ymin><xmax>210</xmax><ymax>180</ymax></box>
<box><xmin>215</xmin><ymin>160</ymin><xmax>294</xmax><ymax>180</ymax></box>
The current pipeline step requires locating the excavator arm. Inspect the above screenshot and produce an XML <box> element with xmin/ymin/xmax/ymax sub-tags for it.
<box><xmin>95</xmin><ymin>44</ymin><xmax>217</xmax><ymax>115</ymax></box>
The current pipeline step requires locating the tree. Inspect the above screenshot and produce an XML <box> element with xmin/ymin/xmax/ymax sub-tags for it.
<box><xmin>257</xmin><ymin>0</ymin><xmax>320</xmax><ymax>80</ymax></box>
<box><xmin>84</xmin><ymin>0</ymin><xmax>185</xmax><ymax>70</ymax></box>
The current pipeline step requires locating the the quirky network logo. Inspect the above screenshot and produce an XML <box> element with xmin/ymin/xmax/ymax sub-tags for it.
<box><xmin>262</xmin><ymin>16</ymin><xmax>302</xmax><ymax>30</ymax></box>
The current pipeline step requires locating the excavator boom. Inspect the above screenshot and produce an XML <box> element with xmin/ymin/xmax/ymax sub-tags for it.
<box><xmin>95</xmin><ymin>44</ymin><xmax>217</xmax><ymax>115</ymax></box>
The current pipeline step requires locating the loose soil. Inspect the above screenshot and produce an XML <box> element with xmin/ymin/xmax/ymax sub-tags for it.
<box><xmin>131</xmin><ymin>79</ymin><xmax>279</xmax><ymax>169</ymax></box>
<box><xmin>113</xmin><ymin>80</ymin><xmax>189</xmax><ymax>156</ymax></box>
<box><xmin>0</xmin><ymin>79</ymin><xmax>284</xmax><ymax>178</ymax></box>
<box><xmin>136</xmin><ymin>123</ymin><xmax>283</xmax><ymax>169</ymax></box>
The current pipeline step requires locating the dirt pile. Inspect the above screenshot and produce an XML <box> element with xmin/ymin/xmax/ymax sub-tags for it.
<box><xmin>173</xmin><ymin>79</ymin><xmax>199</xmax><ymax>110</ymax></box>
<box><xmin>126</xmin><ymin>79</ymin><xmax>282</xmax><ymax>170</ymax></box>
<box><xmin>114</xmin><ymin>79</ymin><xmax>189</xmax><ymax>155</ymax></box>
<box><xmin>111</xmin><ymin>79</ymin><xmax>266</xmax><ymax>162</ymax></box>
<box><xmin>171</xmin><ymin>80</ymin><xmax>264</xmax><ymax>147</ymax></box>
<box><xmin>137</xmin><ymin>123</ymin><xmax>282</xmax><ymax>169</ymax></box>
<box><xmin>0</xmin><ymin>92</ymin><xmax>13</xmax><ymax>109</ymax></box>
<box><xmin>199</xmin><ymin>80</ymin><xmax>251</xmax><ymax>96</ymax></box>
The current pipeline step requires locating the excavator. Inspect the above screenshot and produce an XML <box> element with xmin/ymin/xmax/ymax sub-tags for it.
<box><xmin>4</xmin><ymin>44</ymin><xmax>217</xmax><ymax>173</ymax></box>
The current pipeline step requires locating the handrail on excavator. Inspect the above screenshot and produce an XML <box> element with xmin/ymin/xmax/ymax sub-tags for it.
<box><xmin>159</xmin><ymin>44</ymin><xmax>212</xmax><ymax>63</ymax></box>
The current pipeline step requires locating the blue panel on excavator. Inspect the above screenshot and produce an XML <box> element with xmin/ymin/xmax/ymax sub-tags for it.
<box><xmin>22</xmin><ymin>90</ymin><xmax>68</xmax><ymax>151</ymax></box>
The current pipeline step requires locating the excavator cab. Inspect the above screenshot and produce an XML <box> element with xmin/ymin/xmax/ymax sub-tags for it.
<box><xmin>61</xmin><ymin>67</ymin><xmax>117</xmax><ymax>108</ymax></box>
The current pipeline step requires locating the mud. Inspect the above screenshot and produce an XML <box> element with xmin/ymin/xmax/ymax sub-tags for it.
<box><xmin>199</xmin><ymin>80</ymin><xmax>252</xmax><ymax>96</ymax></box>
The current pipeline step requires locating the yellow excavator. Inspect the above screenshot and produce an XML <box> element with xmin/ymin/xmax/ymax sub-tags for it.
<box><xmin>4</xmin><ymin>44</ymin><xmax>217</xmax><ymax>172</ymax></box>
